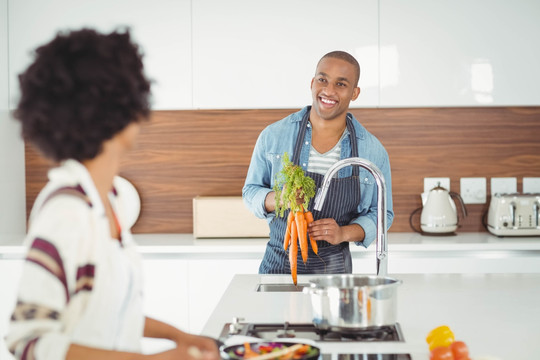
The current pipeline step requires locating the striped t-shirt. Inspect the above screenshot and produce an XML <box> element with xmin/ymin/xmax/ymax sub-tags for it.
<box><xmin>307</xmin><ymin>130</ymin><xmax>347</xmax><ymax>176</ymax></box>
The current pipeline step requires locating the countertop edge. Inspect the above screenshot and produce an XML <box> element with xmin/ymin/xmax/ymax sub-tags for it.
<box><xmin>2</xmin><ymin>232</ymin><xmax>540</xmax><ymax>259</ymax></box>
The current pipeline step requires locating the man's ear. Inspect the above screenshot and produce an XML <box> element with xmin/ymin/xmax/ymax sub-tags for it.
<box><xmin>352</xmin><ymin>86</ymin><xmax>361</xmax><ymax>101</ymax></box>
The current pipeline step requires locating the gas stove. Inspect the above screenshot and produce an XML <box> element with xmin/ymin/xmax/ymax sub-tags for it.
<box><xmin>220</xmin><ymin>321</ymin><xmax>405</xmax><ymax>342</ymax></box>
<box><xmin>219</xmin><ymin>319</ymin><xmax>412</xmax><ymax>359</ymax></box>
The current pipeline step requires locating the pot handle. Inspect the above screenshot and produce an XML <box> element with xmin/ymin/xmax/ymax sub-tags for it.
<box><xmin>302</xmin><ymin>285</ymin><xmax>325</xmax><ymax>296</ymax></box>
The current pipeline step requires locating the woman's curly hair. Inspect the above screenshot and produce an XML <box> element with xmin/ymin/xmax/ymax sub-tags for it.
<box><xmin>15</xmin><ymin>28</ymin><xmax>152</xmax><ymax>162</ymax></box>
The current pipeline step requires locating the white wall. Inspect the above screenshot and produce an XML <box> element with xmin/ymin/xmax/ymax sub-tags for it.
<box><xmin>1</xmin><ymin>0</ymin><xmax>26</xmax><ymax>242</ymax></box>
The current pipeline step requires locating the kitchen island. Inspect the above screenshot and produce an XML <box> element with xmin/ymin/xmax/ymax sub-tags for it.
<box><xmin>2</xmin><ymin>233</ymin><xmax>540</xmax><ymax>358</ymax></box>
<box><xmin>201</xmin><ymin>273</ymin><xmax>540</xmax><ymax>360</ymax></box>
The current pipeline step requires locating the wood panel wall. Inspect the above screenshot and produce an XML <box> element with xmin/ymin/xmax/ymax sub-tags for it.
<box><xmin>25</xmin><ymin>107</ymin><xmax>540</xmax><ymax>234</ymax></box>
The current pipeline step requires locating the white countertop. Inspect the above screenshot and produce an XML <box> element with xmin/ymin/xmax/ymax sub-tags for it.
<box><xmin>201</xmin><ymin>273</ymin><xmax>540</xmax><ymax>360</ymax></box>
<box><xmin>2</xmin><ymin>232</ymin><xmax>540</xmax><ymax>259</ymax></box>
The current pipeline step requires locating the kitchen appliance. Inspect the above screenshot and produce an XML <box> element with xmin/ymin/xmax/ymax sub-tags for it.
<box><xmin>220</xmin><ymin>321</ymin><xmax>405</xmax><ymax>342</ymax></box>
<box><xmin>487</xmin><ymin>193</ymin><xmax>540</xmax><ymax>236</ymax></box>
<box><xmin>219</xmin><ymin>320</ymin><xmax>411</xmax><ymax>359</ymax></box>
<box><xmin>302</xmin><ymin>275</ymin><xmax>401</xmax><ymax>330</ymax></box>
<box><xmin>419</xmin><ymin>184</ymin><xmax>467</xmax><ymax>234</ymax></box>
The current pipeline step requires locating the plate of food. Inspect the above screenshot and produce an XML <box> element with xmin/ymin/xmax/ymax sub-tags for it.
<box><xmin>221</xmin><ymin>341</ymin><xmax>320</xmax><ymax>360</ymax></box>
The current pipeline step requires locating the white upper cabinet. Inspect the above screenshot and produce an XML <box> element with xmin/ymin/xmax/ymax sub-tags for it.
<box><xmin>6</xmin><ymin>0</ymin><xmax>540</xmax><ymax>110</ymax></box>
<box><xmin>191</xmin><ymin>0</ymin><xmax>379</xmax><ymax>109</ymax></box>
<box><xmin>379</xmin><ymin>0</ymin><xmax>540</xmax><ymax>107</ymax></box>
<box><xmin>8</xmin><ymin>0</ymin><xmax>192</xmax><ymax>110</ymax></box>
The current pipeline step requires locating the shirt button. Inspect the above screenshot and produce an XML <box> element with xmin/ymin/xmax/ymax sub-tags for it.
<box><xmin>277</xmin><ymin>155</ymin><xmax>280</xmax><ymax>159</ymax></box>
<box><xmin>305</xmin><ymin>141</ymin><xmax>309</xmax><ymax>145</ymax></box>
<box><xmin>365</xmin><ymin>178</ymin><xmax>369</xmax><ymax>182</ymax></box>
<box><xmin>303</xmin><ymin>163</ymin><xmax>307</xmax><ymax>167</ymax></box>
<box><xmin>307</xmin><ymin>123</ymin><xmax>311</xmax><ymax>128</ymax></box>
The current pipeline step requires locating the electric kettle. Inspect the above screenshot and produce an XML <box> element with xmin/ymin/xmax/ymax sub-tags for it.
<box><xmin>420</xmin><ymin>184</ymin><xmax>467</xmax><ymax>234</ymax></box>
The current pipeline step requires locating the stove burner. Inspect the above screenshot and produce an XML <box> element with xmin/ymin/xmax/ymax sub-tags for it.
<box><xmin>275</xmin><ymin>323</ymin><xmax>297</xmax><ymax>338</ymax></box>
<box><xmin>316</xmin><ymin>325</ymin><xmax>399</xmax><ymax>342</ymax></box>
<box><xmin>223</xmin><ymin>322</ymin><xmax>404</xmax><ymax>342</ymax></box>
<box><xmin>276</xmin><ymin>329</ymin><xmax>296</xmax><ymax>338</ymax></box>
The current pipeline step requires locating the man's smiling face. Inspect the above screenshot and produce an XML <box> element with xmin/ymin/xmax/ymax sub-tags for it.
<box><xmin>310</xmin><ymin>57</ymin><xmax>360</xmax><ymax>122</ymax></box>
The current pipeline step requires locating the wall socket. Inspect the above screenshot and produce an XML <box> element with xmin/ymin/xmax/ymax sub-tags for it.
<box><xmin>491</xmin><ymin>177</ymin><xmax>517</xmax><ymax>195</ymax></box>
<box><xmin>424</xmin><ymin>177</ymin><xmax>450</xmax><ymax>193</ymax></box>
<box><xmin>460</xmin><ymin>177</ymin><xmax>487</xmax><ymax>204</ymax></box>
<box><xmin>523</xmin><ymin>177</ymin><xmax>540</xmax><ymax>193</ymax></box>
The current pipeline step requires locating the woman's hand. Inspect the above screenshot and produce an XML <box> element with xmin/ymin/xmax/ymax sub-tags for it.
<box><xmin>149</xmin><ymin>341</ymin><xmax>219</xmax><ymax>360</ymax></box>
<box><xmin>170</xmin><ymin>333</ymin><xmax>219</xmax><ymax>360</ymax></box>
<box><xmin>65</xmin><ymin>341</ymin><xmax>219</xmax><ymax>360</ymax></box>
<box><xmin>143</xmin><ymin>317</ymin><xmax>220</xmax><ymax>360</ymax></box>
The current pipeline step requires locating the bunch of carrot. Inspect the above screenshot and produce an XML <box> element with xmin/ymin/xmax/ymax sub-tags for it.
<box><xmin>274</xmin><ymin>153</ymin><xmax>317</xmax><ymax>286</ymax></box>
<box><xmin>283</xmin><ymin>209</ymin><xmax>317</xmax><ymax>285</ymax></box>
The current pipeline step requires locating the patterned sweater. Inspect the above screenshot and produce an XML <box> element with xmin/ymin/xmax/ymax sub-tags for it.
<box><xmin>5</xmin><ymin>160</ymin><xmax>145</xmax><ymax>360</ymax></box>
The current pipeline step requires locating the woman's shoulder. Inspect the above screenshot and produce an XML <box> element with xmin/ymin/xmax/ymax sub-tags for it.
<box><xmin>27</xmin><ymin>183</ymin><xmax>95</xmax><ymax>251</ymax></box>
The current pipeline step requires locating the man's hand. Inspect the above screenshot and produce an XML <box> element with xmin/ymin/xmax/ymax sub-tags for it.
<box><xmin>265</xmin><ymin>185</ymin><xmax>305</xmax><ymax>214</ymax></box>
<box><xmin>308</xmin><ymin>220</ymin><xmax>365</xmax><ymax>245</ymax></box>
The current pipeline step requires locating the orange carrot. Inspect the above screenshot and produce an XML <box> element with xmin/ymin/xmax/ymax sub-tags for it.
<box><xmin>358</xmin><ymin>292</ymin><xmax>372</xmax><ymax>321</ymax></box>
<box><xmin>309</xmin><ymin>235</ymin><xmax>318</xmax><ymax>255</ymax></box>
<box><xmin>284</xmin><ymin>211</ymin><xmax>294</xmax><ymax>251</ymax></box>
<box><xmin>296</xmin><ymin>211</ymin><xmax>308</xmax><ymax>264</ymax></box>
<box><xmin>304</xmin><ymin>211</ymin><xmax>314</xmax><ymax>225</ymax></box>
<box><xmin>243</xmin><ymin>342</ymin><xmax>258</xmax><ymax>358</ymax></box>
<box><xmin>290</xmin><ymin>218</ymin><xmax>298</xmax><ymax>248</ymax></box>
<box><xmin>289</xmin><ymin>222</ymin><xmax>298</xmax><ymax>286</ymax></box>
<box><xmin>304</xmin><ymin>211</ymin><xmax>318</xmax><ymax>255</ymax></box>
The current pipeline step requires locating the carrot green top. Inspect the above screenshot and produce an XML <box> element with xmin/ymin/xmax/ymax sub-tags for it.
<box><xmin>273</xmin><ymin>152</ymin><xmax>316</xmax><ymax>217</ymax></box>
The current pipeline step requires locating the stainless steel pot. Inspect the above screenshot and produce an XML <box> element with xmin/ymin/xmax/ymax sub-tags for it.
<box><xmin>302</xmin><ymin>275</ymin><xmax>402</xmax><ymax>330</ymax></box>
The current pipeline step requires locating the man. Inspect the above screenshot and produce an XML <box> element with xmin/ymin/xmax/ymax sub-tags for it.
<box><xmin>243</xmin><ymin>51</ymin><xmax>393</xmax><ymax>274</ymax></box>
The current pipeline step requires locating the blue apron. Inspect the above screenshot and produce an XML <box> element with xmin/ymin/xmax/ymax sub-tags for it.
<box><xmin>259</xmin><ymin>109</ymin><xmax>362</xmax><ymax>274</ymax></box>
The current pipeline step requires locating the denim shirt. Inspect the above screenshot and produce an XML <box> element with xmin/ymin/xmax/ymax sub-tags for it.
<box><xmin>242</xmin><ymin>106</ymin><xmax>394</xmax><ymax>248</ymax></box>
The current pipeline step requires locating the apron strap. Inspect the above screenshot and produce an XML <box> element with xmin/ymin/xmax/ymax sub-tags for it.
<box><xmin>292</xmin><ymin>107</ymin><xmax>360</xmax><ymax>176</ymax></box>
<box><xmin>346</xmin><ymin>113</ymin><xmax>360</xmax><ymax>176</ymax></box>
<box><xmin>291</xmin><ymin>107</ymin><xmax>310</xmax><ymax>165</ymax></box>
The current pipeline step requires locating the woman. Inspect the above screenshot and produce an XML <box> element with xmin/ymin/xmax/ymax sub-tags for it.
<box><xmin>5</xmin><ymin>28</ymin><xmax>219</xmax><ymax>360</ymax></box>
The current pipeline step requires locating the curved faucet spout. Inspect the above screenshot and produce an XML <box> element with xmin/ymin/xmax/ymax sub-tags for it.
<box><xmin>313</xmin><ymin>157</ymin><xmax>388</xmax><ymax>277</ymax></box>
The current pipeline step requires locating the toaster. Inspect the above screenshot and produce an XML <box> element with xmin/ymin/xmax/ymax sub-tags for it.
<box><xmin>487</xmin><ymin>193</ymin><xmax>540</xmax><ymax>236</ymax></box>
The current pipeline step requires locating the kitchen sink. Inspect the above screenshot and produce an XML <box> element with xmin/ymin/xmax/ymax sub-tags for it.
<box><xmin>255</xmin><ymin>283</ymin><xmax>308</xmax><ymax>292</ymax></box>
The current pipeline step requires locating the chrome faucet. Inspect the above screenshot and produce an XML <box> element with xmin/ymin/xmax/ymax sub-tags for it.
<box><xmin>313</xmin><ymin>157</ymin><xmax>388</xmax><ymax>277</ymax></box>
